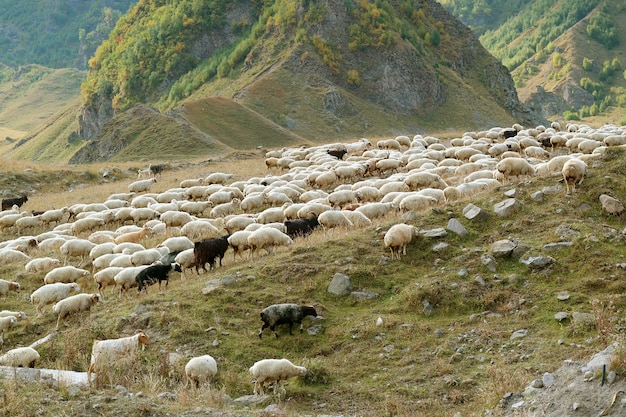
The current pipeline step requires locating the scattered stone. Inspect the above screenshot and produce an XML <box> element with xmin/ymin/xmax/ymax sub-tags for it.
<box><xmin>457</xmin><ymin>269</ymin><xmax>469</xmax><ymax>277</ymax></box>
<box><xmin>555</xmin><ymin>224</ymin><xmax>580</xmax><ymax>240</ymax></box>
<box><xmin>447</xmin><ymin>218</ymin><xmax>468</xmax><ymax>237</ymax></box>
<box><xmin>554</xmin><ymin>312</ymin><xmax>569</xmax><ymax>322</ymax></box>
<box><xmin>511</xmin><ymin>243</ymin><xmax>531</xmax><ymax>259</ymax></box>
<box><xmin>510</xmin><ymin>329</ymin><xmax>528</xmax><ymax>340</ymax></box>
<box><xmin>542</xmin><ymin>372</ymin><xmax>556</xmax><ymax>388</ymax></box>
<box><xmin>599</xmin><ymin>194</ymin><xmax>624</xmax><ymax>215</ymax></box>
<box><xmin>481</xmin><ymin>254</ymin><xmax>497</xmax><ymax>272</ymax></box>
<box><xmin>432</xmin><ymin>242</ymin><xmax>449</xmax><ymax>252</ymax></box>
<box><xmin>494</xmin><ymin>198</ymin><xmax>519</xmax><ymax>217</ymax></box>
<box><xmin>531</xmin><ymin>379</ymin><xmax>543</xmax><ymax>389</ymax></box>
<box><xmin>307</xmin><ymin>324</ymin><xmax>323</xmax><ymax>336</ymax></box>
<box><xmin>420</xmin><ymin>227</ymin><xmax>447</xmax><ymax>238</ymax></box>
<box><xmin>351</xmin><ymin>291</ymin><xmax>378</xmax><ymax>300</ymax></box>
<box><xmin>556</xmin><ymin>291</ymin><xmax>570</xmax><ymax>301</ymax></box>
<box><xmin>475</xmin><ymin>275</ymin><xmax>486</xmax><ymax>287</ymax></box>
<box><xmin>157</xmin><ymin>392</ymin><xmax>177</xmax><ymax>401</ymax></box>
<box><xmin>376</xmin><ymin>317</ymin><xmax>383</xmax><ymax>326</ymax></box>
<box><xmin>542</xmin><ymin>185</ymin><xmax>562</xmax><ymax>195</ymax></box>
<box><xmin>491</xmin><ymin>239</ymin><xmax>516</xmax><ymax>257</ymax></box>
<box><xmin>422</xmin><ymin>300</ymin><xmax>434</xmax><ymax>316</ymax></box>
<box><xmin>520</xmin><ymin>256</ymin><xmax>555</xmax><ymax>269</ymax></box>
<box><xmin>504</xmin><ymin>189</ymin><xmax>518</xmax><ymax>198</ymax></box>
<box><xmin>327</xmin><ymin>273</ymin><xmax>352</xmax><ymax>296</ymax></box>
<box><xmin>530</xmin><ymin>191</ymin><xmax>544</xmax><ymax>202</ymax></box>
<box><xmin>542</xmin><ymin>242</ymin><xmax>573</xmax><ymax>251</ymax></box>
<box><xmin>463</xmin><ymin>203</ymin><xmax>490</xmax><ymax>221</ymax></box>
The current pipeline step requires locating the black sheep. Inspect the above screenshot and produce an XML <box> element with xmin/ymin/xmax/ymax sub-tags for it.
<box><xmin>149</xmin><ymin>163</ymin><xmax>166</xmax><ymax>178</ymax></box>
<box><xmin>135</xmin><ymin>263</ymin><xmax>182</xmax><ymax>293</ymax></box>
<box><xmin>194</xmin><ymin>235</ymin><xmax>230</xmax><ymax>274</ymax></box>
<box><xmin>259</xmin><ymin>303</ymin><xmax>318</xmax><ymax>338</ymax></box>
<box><xmin>1</xmin><ymin>195</ymin><xmax>28</xmax><ymax>211</ymax></box>
<box><xmin>500</xmin><ymin>128</ymin><xmax>518</xmax><ymax>140</ymax></box>
<box><xmin>284</xmin><ymin>217</ymin><xmax>320</xmax><ymax>239</ymax></box>
<box><xmin>327</xmin><ymin>148</ymin><xmax>347</xmax><ymax>160</ymax></box>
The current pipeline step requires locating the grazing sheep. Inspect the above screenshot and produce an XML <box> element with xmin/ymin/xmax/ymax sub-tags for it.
<box><xmin>70</xmin><ymin>217</ymin><xmax>106</xmax><ymax>235</ymax></box>
<box><xmin>44</xmin><ymin>266</ymin><xmax>90</xmax><ymax>284</ymax></box>
<box><xmin>317</xmin><ymin>210</ymin><xmax>353</xmax><ymax>237</ymax></box>
<box><xmin>93</xmin><ymin>267</ymin><xmax>124</xmax><ymax>298</ymax></box>
<box><xmin>1</xmin><ymin>195</ymin><xmax>28</xmax><ymax>211</ymax></box>
<box><xmin>562</xmin><ymin>158</ymin><xmax>588</xmax><ymax>194</ymax></box>
<box><xmin>247</xmin><ymin>228</ymin><xmax>293</xmax><ymax>260</ymax></box>
<box><xmin>114</xmin><ymin>266</ymin><xmax>149</xmax><ymax>297</ymax></box>
<box><xmin>135</xmin><ymin>263</ymin><xmax>182</xmax><ymax>293</ymax></box>
<box><xmin>52</xmin><ymin>293</ymin><xmax>102</xmax><ymax>330</ymax></box>
<box><xmin>128</xmin><ymin>178</ymin><xmax>157</xmax><ymax>193</ymax></box>
<box><xmin>158</xmin><ymin>236</ymin><xmax>194</xmax><ymax>253</ymax></box>
<box><xmin>494</xmin><ymin>158</ymin><xmax>536</xmax><ymax>183</ymax></box>
<box><xmin>0</xmin><ymin>310</ymin><xmax>27</xmax><ymax>320</ymax></box>
<box><xmin>129</xmin><ymin>249</ymin><xmax>163</xmax><ymax>267</ymax></box>
<box><xmin>40</xmin><ymin>207</ymin><xmax>69</xmax><ymax>225</ymax></box>
<box><xmin>0</xmin><ymin>316</ymin><xmax>17</xmax><ymax>334</ymax></box>
<box><xmin>404</xmin><ymin>172</ymin><xmax>448</xmax><ymax>191</ymax></box>
<box><xmin>174</xmin><ymin>249</ymin><xmax>196</xmax><ymax>278</ymax></box>
<box><xmin>25</xmin><ymin>257</ymin><xmax>62</xmax><ymax>274</ymax></box>
<box><xmin>355</xmin><ymin>202</ymin><xmax>398</xmax><ymax>221</ymax></box>
<box><xmin>227</xmin><ymin>231</ymin><xmax>254</xmax><ymax>262</ymax></box>
<box><xmin>180</xmin><ymin>219</ymin><xmax>220</xmax><ymax>240</ymax></box>
<box><xmin>185</xmin><ymin>355</ymin><xmax>218</xmax><ymax>388</ymax></box>
<box><xmin>384</xmin><ymin>223</ymin><xmax>420</xmax><ymax>260</ymax></box>
<box><xmin>60</xmin><ymin>239</ymin><xmax>97</xmax><ymax>267</ymax></box>
<box><xmin>88</xmin><ymin>331</ymin><xmax>150</xmax><ymax>383</ymax></box>
<box><xmin>160</xmin><ymin>210</ymin><xmax>194</xmax><ymax>228</ymax></box>
<box><xmin>113</xmin><ymin>226</ymin><xmax>152</xmax><ymax>245</ymax></box>
<box><xmin>0</xmin><ymin>347</ymin><xmax>40</xmax><ymax>368</ymax></box>
<box><xmin>341</xmin><ymin>210</ymin><xmax>372</xmax><ymax>228</ymax></box>
<box><xmin>0</xmin><ymin>279</ymin><xmax>20</xmax><ymax>300</ymax></box>
<box><xmin>284</xmin><ymin>217</ymin><xmax>320</xmax><ymax>239</ymax></box>
<box><xmin>30</xmin><ymin>282</ymin><xmax>81</xmax><ymax>316</ymax></box>
<box><xmin>194</xmin><ymin>236</ymin><xmax>230</xmax><ymax>273</ymax></box>
<box><xmin>249</xmin><ymin>358</ymin><xmax>307</xmax><ymax>395</ymax></box>
<box><xmin>0</xmin><ymin>248</ymin><xmax>31</xmax><ymax>264</ymax></box>
<box><xmin>209</xmin><ymin>198</ymin><xmax>241</xmax><ymax>218</ymax></box>
<box><xmin>205</xmin><ymin>172</ymin><xmax>234</xmax><ymax>185</ymax></box>
<box><xmin>259</xmin><ymin>303</ymin><xmax>318</xmax><ymax>338</ymax></box>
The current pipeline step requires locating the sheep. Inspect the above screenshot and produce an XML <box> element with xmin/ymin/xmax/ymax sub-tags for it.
<box><xmin>194</xmin><ymin>236</ymin><xmax>230</xmax><ymax>273</ymax></box>
<box><xmin>60</xmin><ymin>239</ymin><xmax>97</xmax><ymax>267</ymax></box>
<box><xmin>180</xmin><ymin>219</ymin><xmax>220</xmax><ymax>240</ymax></box>
<box><xmin>25</xmin><ymin>257</ymin><xmax>62</xmax><ymax>274</ymax></box>
<box><xmin>185</xmin><ymin>355</ymin><xmax>218</xmax><ymax>388</ymax></box>
<box><xmin>404</xmin><ymin>172</ymin><xmax>448</xmax><ymax>191</ymax></box>
<box><xmin>0</xmin><ymin>279</ymin><xmax>20</xmax><ymax>300</ymax></box>
<box><xmin>113</xmin><ymin>226</ymin><xmax>152</xmax><ymax>245</ymax></box>
<box><xmin>114</xmin><ymin>266</ymin><xmax>149</xmax><ymax>297</ymax></box>
<box><xmin>128</xmin><ymin>178</ymin><xmax>157</xmax><ymax>194</ymax></box>
<box><xmin>1</xmin><ymin>195</ymin><xmax>28</xmax><ymax>211</ymax></box>
<box><xmin>0</xmin><ymin>347</ymin><xmax>40</xmax><ymax>368</ymax></box>
<box><xmin>317</xmin><ymin>210</ymin><xmax>353</xmax><ymax>237</ymax></box>
<box><xmin>174</xmin><ymin>249</ymin><xmax>196</xmax><ymax>278</ymax></box>
<box><xmin>249</xmin><ymin>358</ymin><xmax>307</xmax><ymax>396</ymax></box>
<box><xmin>130</xmin><ymin>207</ymin><xmax>160</xmax><ymax>224</ymax></box>
<box><xmin>0</xmin><ymin>248</ymin><xmax>31</xmax><ymax>264</ymax></box>
<box><xmin>180</xmin><ymin>178</ymin><xmax>204</xmax><ymax>188</ymax></box>
<box><xmin>398</xmin><ymin>194</ymin><xmax>438</xmax><ymax>213</ymax></box>
<box><xmin>247</xmin><ymin>228</ymin><xmax>293</xmax><ymax>260</ymax></box>
<box><xmin>384</xmin><ymin>223</ymin><xmax>420</xmax><ymax>260</ymax></box>
<box><xmin>39</xmin><ymin>207</ymin><xmax>69</xmax><ymax>226</ymax></box>
<box><xmin>160</xmin><ymin>210</ymin><xmax>194</xmax><ymax>228</ymax></box>
<box><xmin>257</xmin><ymin>207</ymin><xmax>286</xmax><ymax>224</ymax></box>
<box><xmin>284</xmin><ymin>217</ymin><xmax>320</xmax><ymax>239</ymax></box>
<box><xmin>70</xmin><ymin>217</ymin><xmax>105</xmax><ymax>235</ymax></box>
<box><xmin>209</xmin><ymin>198</ymin><xmax>241</xmax><ymax>218</ymax></box>
<box><xmin>93</xmin><ymin>267</ymin><xmax>124</xmax><ymax>298</ymax></box>
<box><xmin>135</xmin><ymin>263</ymin><xmax>182</xmax><ymax>293</ymax></box>
<box><xmin>259</xmin><ymin>303</ymin><xmax>318</xmax><ymax>338</ymax></box>
<box><xmin>327</xmin><ymin>189</ymin><xmax>357</xmax><ymax>208</ymax></box>
<box><xmin>341</xmin><ymin>210</ymin><xmax>372</xmax><ymax>228</ymax></box>
<box><xmin>15</xmin><ymin>215</ymin><xmax>41</xmax><ymax>235</ymax></box>
<box><xmin>227</xmin><ymin>231</ymin><xmax>254</xmax><ymax>262</ymax></box>
<box><xmin>562</xmin><ymin>158</ymin><xmax>588</xmax><ymax>194</ymax></box>
<box><xmin>88</xmin><ymin>331</ymin><xmax>150</xmax><ymax>384</ymax></box>
<box><xmin>137</xmin><ymin>167</ymin><xmax>152</xmax><ymax>179</ymax></box>
<box><xmin>179</xmin><ymin>201</ymin><xmax>212</xmax><ymax>216</ymax></box>
<box><xmin>158</xmin><ymin>236</ymin><xmax>194</xmax><ymax>253</ymax></box>
<box><xmin>205</xmin><ymin>172</ymin><xmax>234</xmax><ymax>185</ymax></box>
<box><xmin>130</xmin><ymin>248</ymin><xmax>163</xmax><ymax>266</ymax></box>
<box><xmin>30</xmin><ymin>282</ymin><xmax>81</xmax><ymax>316</ymax></box>
<box><xmin>355</xmin><ymin>202</ymin><xmax>398</xmax><ymax>221</ymax></box>
<box><xmin>44</xmin><ymin>266</ymin><xmax>90</xmax><ymax>284</ymax></box>
<box><xmin>0</xmin><ymin>316</ymin><xmax>17</xmax><ymax>335</ymax></box>
<box><xmin>52</xmin><ymin>293</ymin><xmax>102</xmax><ymax>330</ymax></box>
<box><xmin>494</xmin><ymin>158</ymin><xmax>536</xmax><ymax>183</ymax></box>
<box><xmin>225</xmin><ymin>215</ymin><xmax>257</xmax><ymax>234</ymax></box>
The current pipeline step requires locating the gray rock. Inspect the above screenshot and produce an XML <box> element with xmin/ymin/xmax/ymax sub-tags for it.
<box><xmin>327</xmin><ymin>273</ymin><xmax>352</xmax><ymax>296</ymax></box>
<box><xmin>600</xmin><ymin>194</ymin><xmax>625</xmax><ymax>215</ymax></box>
<box><xmin>307</xmin><ymin>324</ymin><xmax>323</xmax><ymax>336</ymax></box>
<box><xmin>511</xmin><ymin>243</ymin><xmax>531</xmax><ymax>259</ymax></box>
<box><xmin>542</xmin><ymin>241</ymin><xmax>573</xmax><ymax>251</ymax></box>
<box><xmin>350</xmin><ymin>291</ymin><xmax>379</xmax><ymax>300</ymax></box>
<box><xmin>510</xmin><ymin>329</ymin><xmax>528</xmax><ymax>340</ymax></box>
<box><xmin>420</xmin><ymin>227</ymin><xmax>447</xmax><ymax>238</ymax></box>
<box><xmin>481</xmin><ymin>254</ymin><xmax>497</xmax><ymax>272</ymax></box>
<box><xmin>447</xmin><ymin>218</ymin><xmax>468</xmax><ymax>237</ymax></box>
<box><xmin>520</xmin><ymin>256</ymin><xmax>555</xmax><ymax>269</ymax></box>
<box><xmin>491</xmin><ymin>239</ymin><xmax>516</xmax><ymax>257</ymax></box>
<box><xmin>542</xmin><ymin>185</ymin><xmax>563</xmax><ymax>195</ymax></box>
<box><xmin>463</xmin><ymin>203</ymin><xmax>490</xmax><ymax>221</ymax></box>
<box><xmin>542</xmin><ymin>372</ymin><xmax>556</xmax><ymax>388</ymax></box>
<box><xmin>555</xmin><ymin>224</ymin><xmax>580</xmax><ymax>240</ymax></box>
<box><xmin>530</xmin><ymin>191</ymin><xmax>544</xmax><ymax>202</ymax></box>
<box><xmin>422</xmin><ymin>300</ymin><xmax>434</xmax><ymax>316</ymax></box>
<box><xmin>504</xmin><ymin>188</ymin><xmax>519</xmax><ymax>198</ymax></box>
<box><xmin>493</xmin><ymin>198</ymin><xmax>519</xmax><ymax>217</ymax></box>
<box><xmin>432</xmin><ymin>242</ymin><xmax>449</xmax><ymax>252</ymax></box>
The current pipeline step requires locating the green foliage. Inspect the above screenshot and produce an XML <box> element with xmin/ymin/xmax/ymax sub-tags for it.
<box><xmin>0</xmin><ymin>0</ymin><xmax>133</xmax><ymax>69</ymax></box>
<box><xmin>582</xmin><ymin>57</ymin><xmax>594</xmax><ymax>72</ymax></box>
<box><xmin>347</xmin><ymin>0</ymin><xmax>396</xmax><ymax>51</ymax></box>
<box><xmin>586</xmin><ymin>11</ymin><xmax>619</xmax><ymax>49</ymax></box>
<box><xmin>346</xmin><ymin>69</ymin><xmax>361</xmax><ymax>86</ymax></box>
<box><xmin>480</xmin><ymin>0</ymin><xmax>599</xmax><ymax>70</ymax></box>
<box><xmin>312</xmin><ymin>36</ymin><xmax>342</xmax><ymax>75</ymax></box>
<box><xmin>552</xmin><ymin>52</ymin><xmax>564</xmax><ymax>68</ymax></box>
<box><xmin>599</xmin><ymin>58</ymin><xmax>623</xmax><ymax>82</ymax></box>
<box><xmin>563</xmin><ymin>110</ymin><xmax>580</xmax><ymax>120</ymax></box>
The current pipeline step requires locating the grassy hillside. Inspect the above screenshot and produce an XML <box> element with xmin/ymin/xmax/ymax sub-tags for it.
<box><xmin>0</xmin><ymin>145</ymin><xmax>625</xmax><ymax>416</ymax></box>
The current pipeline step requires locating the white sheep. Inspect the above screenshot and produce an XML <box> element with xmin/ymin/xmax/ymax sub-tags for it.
<box><xmin>158</xmin><ymin>236</ymin><xmax>194</xmax><ymax>253</ymax></box>
<box><xmin>44</xmin><ymin>266</ymin><xmax>90</xmax><ymax>284</ymax></box>
<box><xmin>89</xmin><ymin>242</ymin><xmax>117</xmax><ymax>261</ymax></box>
<box><xmin>494</xmin><ymin>158</ymin><xmax>535</xmax><ymax>183</ymax></box>
<box><xmin>174</xmin><ymin>249</ymin><xmax>196</xmax><ymax>279</ymax></box>
<box><xmin>247</xmin><ymin>228</ymin><xmax>293</xmax><ymax>260</ymax></box>
<box><xmin>70</xmin><ymin>217</ymin><xmax>105</xmax><ymax>235</ymax></box>
<box><xmin>114</xmin><ymin>266</ymin><xmax>149</xmax><ymax>297</ymax></box>
<box><xmin>160</xmin><ymin>210</ymin><xmax>194</xmax><ymax>228</ymax></box>
<box><xmin>398</xmin><ymin>194</ymin><xmax>438</xmax><ymax>212</ymax></box>
<box><xmin>185</xmin><ymin>355</ymin><xmax>218</xmax><ymax>388</ymax></box>
<box><xmin>0</xmin><ymin>279</ymin><xmax>20</xmax><ymax>300</ymax></box>
<box><xmin>562</xmin><ymin>158</ymin><xmax>588</xmax><ymax>194</ymax></box>
<box><xmin>225</xmin><ymin>215</ymin><xmax>257</xmax><ymax>233</ymax></box>
<box><xmin>52</xmin><ymin>293</ymin><xmax>102</xmax><ymax>330</ymax></box>
<box><xmin>60</xmin><ymin>238</ymin><xmax>97</xmax><ymax>266</ymax></box>
<box><xmin>257</xmin><ymin>207</ymin><xmax>285</xmax><ymax>224</ymax></box>
<box><xmin>25</xmin><ymin>257</ymin><xmax>62</xmax><ymax>274</ymax></box>
<box><xmin>128</xmin><ymin>178</ymin><xmax>157</xmax><ymax>193</ymax></box>
<box><xmin>113</xmin><ymin>226</ymin><xmax>153</xmax><ymax>245</ymax></box>
<box><xmin>0</xmin><ymin>248</ymin><xmax>31</xmax><ymax>265</ymax></box>
<box><xmin>179</xmin><ymin>201</ymin><xmax>212</xmax><ymax>216</ymax></box>
<box><xmin>227</xmin><ymin>230</ymin><xmax>254</xmax><ymax>261</ymax></box>
<box><xmin>249</xmin><ymin>358</ymin><xmax>307</xmax><ymax>395</ymax></box>
<box><xmin>355</xmin><ymin>202</ymin><xmax>398</xmax><ymax>221</ymax></box>
<box><xmin>93</xmin><ymin>266</ymin><xmax>124</xmax><ymax>298</ymax></box>
<box><xmin>40</xmin><ymin>207</ymin><xmax>69</xmax><ymax>225</ymax></box>
<box><xmin>30</xmin><ymin>282</ymin><xmax>81</xmax><ymax>316</ymax></box>
<box><xmin>341</xmin><ymin>210</ymin><xmax>372</xmax><ymax>228</ymax></box>
<box><xmin>384</xmin><ymin>223</ymin><xmax>419</xmax><ymax>260</ymax></box>
<box><xmin>130</xmin><ymin>248</ymin><xmax>163</xmax><ymax>266</ymax></box>
<box><xmin>130</xmin><ymin>207</ymin><xmax>160</xmax><ymax>224</ymax></box>
<box><xmin>209</xmin><ymin>198</ymin><xmax>241</xmax><ymax>218</ymax></box>
<box><xmin>0</xmin><ymin>347</ymin><xmax>40</xmax><ymax>368</ymax></box>
<box><xmin>0</xmin><ymin>310</ymin><xmax>27</xmax><ymax>321</ymax></box>
<box><xmin>88</xmin><ymin>331</ymin><xmax>150</xmax><ymax>384</ymax></box>
<box><xmin>15</xmin><ymin>215</ymin><xmax>42</xmax><ymax>235</ymax></box>
<box><xmin>205</xmin><ymin>172</ymin><xmax>234</xmax><ymax>185</ymax></box>
<box><xmin>180</xmin><ymin>219</ymin><xmax>220</xmax><ymax>240</ymax></box>
<box><xmin>326</xmin><ymin>189</ymin><xmax>357</xmax><ymax>208</ymax></box>
<box><xmin>317</xmin><ymin>210</ymin><xmax>354</xmax><ymax>237</ymax></box>
<box><xmin>0</xmin><ymin>316</ymin><xmax>17</xmax><ymax>334</ymax></box>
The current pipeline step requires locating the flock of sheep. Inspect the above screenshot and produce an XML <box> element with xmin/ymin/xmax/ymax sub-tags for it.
<box><xmin>0</xmin><ymin>120</ymin><xmax>622</xmax><ymax>396</ymax></box>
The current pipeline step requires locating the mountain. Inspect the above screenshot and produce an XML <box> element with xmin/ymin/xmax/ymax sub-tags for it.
<box><xmin>5</xmin><ymin>0</ymin><xmax>541</xmax><ymax>163</ymax></box>
<box><xmin>0</xmin><ymin>0</ymin><xmax>134</xmax><ymax>69</ymax></box>
<box><xmin>439</xmin><ymin>0</ymin><xmax>626</xmax><ymax>123</ymax></box>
